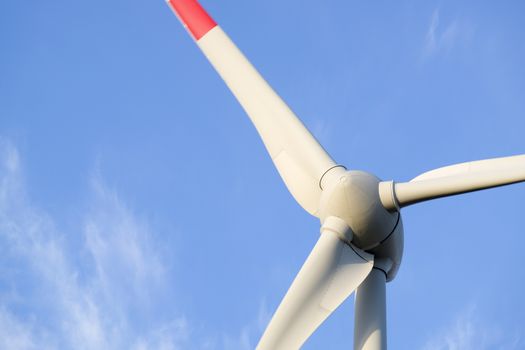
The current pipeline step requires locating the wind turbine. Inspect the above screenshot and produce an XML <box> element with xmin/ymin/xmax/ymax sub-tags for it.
<box><xmin>166</xmin><ymin>1</ymin><xmax>525</xmax><ymax>349</ymax></box>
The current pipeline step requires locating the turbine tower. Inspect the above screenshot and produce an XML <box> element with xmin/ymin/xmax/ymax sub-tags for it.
<box><xmin>166</xmin><ymin>1</ymin><xmax>525</xmax><ymax>348</ymax></box>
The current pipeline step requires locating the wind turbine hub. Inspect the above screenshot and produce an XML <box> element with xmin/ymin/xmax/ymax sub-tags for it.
<box><xmin>319</xmin><ymin>170</ymin><xmax>404</xmax><ymax>280</ymax></box>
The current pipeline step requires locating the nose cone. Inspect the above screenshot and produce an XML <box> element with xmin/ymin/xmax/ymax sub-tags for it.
<box><xmin>319</xmin><ymin>171</ymin><xmax>398</xmax><ymax>250</ymax></box>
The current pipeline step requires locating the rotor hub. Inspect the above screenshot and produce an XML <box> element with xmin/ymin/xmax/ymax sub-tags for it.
<box><xmin>319</xmin><ymin>169</ymin><xmax>404</xmax><ymax>280</ymax></box>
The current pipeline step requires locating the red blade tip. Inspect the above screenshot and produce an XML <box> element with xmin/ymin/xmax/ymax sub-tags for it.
<box><xmin>167</xmin><ymin>0</ymin><xmax>217</xmax><ymax>40</ymax></box>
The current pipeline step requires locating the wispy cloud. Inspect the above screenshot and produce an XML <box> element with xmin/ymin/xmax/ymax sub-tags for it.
<box><xmin>423</xmin><ymin>9</ymin><xmax>473</xmax><ymax>57</ymax></box>
<box><xmin>0</xmin><ymin>139</ymin><xmax>273</xmax><ymax>349</ymax></box>
<box><xmin>0</xmin><ymin>139</ymin><xmax>189</xmax><ymax>349</ymax></box>
<box><xmin>0</xmin><ymin>307</ymin><xmax>51</xmax><ymax>350</ymax></box>
<box><xmin>131</xmin><ymin>319</ymin><xmax>190</xmax><ymax>350</ymax></box>
<box><xmin>421</xmin><ymin>303</ymin><xmax>523</xmax><ymax>350</ymax></box>
<box><xmin>310</xmin><ymin>117</ymin><xmax>335</xmax><ymax>153</ymax></box>
<box><xmin>232</xmin><ymin>298</ymin><xmax>272</xmax><ymax>349</ymax></box>
<box><xmin>200</xmin><ymin>298</ymin><xmax>272</xmax><ymax>350</ymax></box>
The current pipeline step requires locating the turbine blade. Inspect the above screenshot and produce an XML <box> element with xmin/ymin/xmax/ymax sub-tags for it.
<box><xmin>380</xmin><ymin>154</ymin><xmax>525</xmax><ymax>209</ymax></box>
<box><xmin>409</xmin><ymin>154</ymin><xmax>525</xmax><ymax>182</ymax></box>
<box><xmin>167</xmin><ymin>0</ymin><xmax>338</xmax><ymax>216</ymax></box>
<box><xmin>257</xmin><ymin>230</ymin><xmax>374</xmax><ymax>350</ymax></box>
<box><xmin>354</xmin><ymin>269</ymin><xmax>387</xmax><ymax>350</ymax></box>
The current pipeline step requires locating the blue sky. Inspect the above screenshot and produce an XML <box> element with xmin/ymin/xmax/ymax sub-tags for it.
<box><xmin>1</xmin><ymin>0</ymin><xmax>524</xmax><ymax>349</ymax></box>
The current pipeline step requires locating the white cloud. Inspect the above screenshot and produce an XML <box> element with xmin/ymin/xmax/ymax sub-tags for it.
<box><xmin>424</xmin><ymin>9</ymin><xmax>472</xmax><ymax>57</ymax></box>
<box><xmin>84</xmin><ymin>177</ymin><xmax>167</xmax><ymax>311</ymax></box>
<box><xmin>0</xmin><ymin>139</ymin><xmax>273</xmax><ymax>350</ymax></box>
<box><xmin>219</xmin><ymin>298</ymin><xmax>272</xmax><ymax>350</ymax></box>
<box><xmin>221</xmin><ymin>326</ymin><xmax>253</xmax><ymax>350</ymax></box>
<box><xmin>311</xmin><ymin>118</ymin><xmax>333</xmax><ymax>149</ymax></box>
<box><xmin>131</xmin><ymin>318</ymin><xmax>190</xmax><ymax>350</ymax></box>
<box><xmin>256</xmin><ymin>298</ymin><xmax>272</xmax><ymax>333</ymax></box>
<box><xmin>0</xmin><ymin>307</ymin><xmax>51</xmax><ymax>350</ymax></box>
<box><xmin>0</xmin><ymin>140</ymin><xmax>189</xmax><ymax>349</ymax></box>
<box><xmin>422</xmin><ymin>303</ymin><xmax>523</xmax><ymax>350</ymax></box>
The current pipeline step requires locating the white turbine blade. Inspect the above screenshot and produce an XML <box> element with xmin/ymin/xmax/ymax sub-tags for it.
<box><xmin>354</xmin><ymin>268</ymin><xmax>387</xmax><ymax>350</ymax></box>
<box><xmin>167</xmin><ymin>0</ymin><xmax>338</xmax><ymax>216</ymax></box>
<box><xmin>380</xmin><ymin>154</ymin><xmax>525</xmax><ymax>209</ymax></box>
<box><xmin>257</xmin><ymin>230</ymin><xmax>374</xmax><ymax>350</ymax></box>
<box><xmin>410</xmin><ymin>154</ymin><xmax>525</xmax><ymax>182</ymax></box>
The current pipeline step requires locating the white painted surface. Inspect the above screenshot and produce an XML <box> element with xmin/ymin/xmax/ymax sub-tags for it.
<box><xmin>354</xmin><ymin>269</ymin><xmax>387</xmax><ymax>350</ymax></box>
<box><xmin>257</xmin><ymin>218</ymin><xmax>374</xmax><ymax>349</ymax></box>
<box><xmin>198</xmin><ymin>27</ymin><xmax>337</xmax><ymax>216</ymax></box>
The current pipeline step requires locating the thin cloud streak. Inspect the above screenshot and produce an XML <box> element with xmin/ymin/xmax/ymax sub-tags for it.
<box><xmin>0</xmin><ymin>140</ymin><xmax>189</xmax><ymax>349</ymax></box>
<box><xmin>423</xmin><ymin>9</ymin><xmax>473</xmax><ymax>58</ymax></box>
<box><xmin>0</xmin><ymin>308</ymin><xmax>50</xmax><ymax>350</ymax></box>
<box><xmin>0</xmin><ymin>139</ymin><xmax>273</xmax><ymax>350</ymax></box>
<box><xmin>421</xmin><ymin>303</ymin><xmax>524</xmax><ymax>350</ymax></box>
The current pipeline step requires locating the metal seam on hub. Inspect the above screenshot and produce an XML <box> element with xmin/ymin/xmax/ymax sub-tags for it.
<box><xmin>372</xmin><ymin>266</ymin><xmax>388</xmax><ymax>279</ymax></box>
<box><xmin>379</xmin><ymin>211</ymin><xmax>401</xmax><ymax>246</ymax></box>
<box><xmin>361</xmin><ymin>211</ymin><xmax>401</xmax><ymax>251</ymax></box>
<box><xmin>345</xmin><ymin>241</ymin><xmax>370</xmax><ymax>263</ymax></box>
<box><xmin>319</xmin><ymin>165</ymin><xmax>347</xmax><ymax>190</ymax></box>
